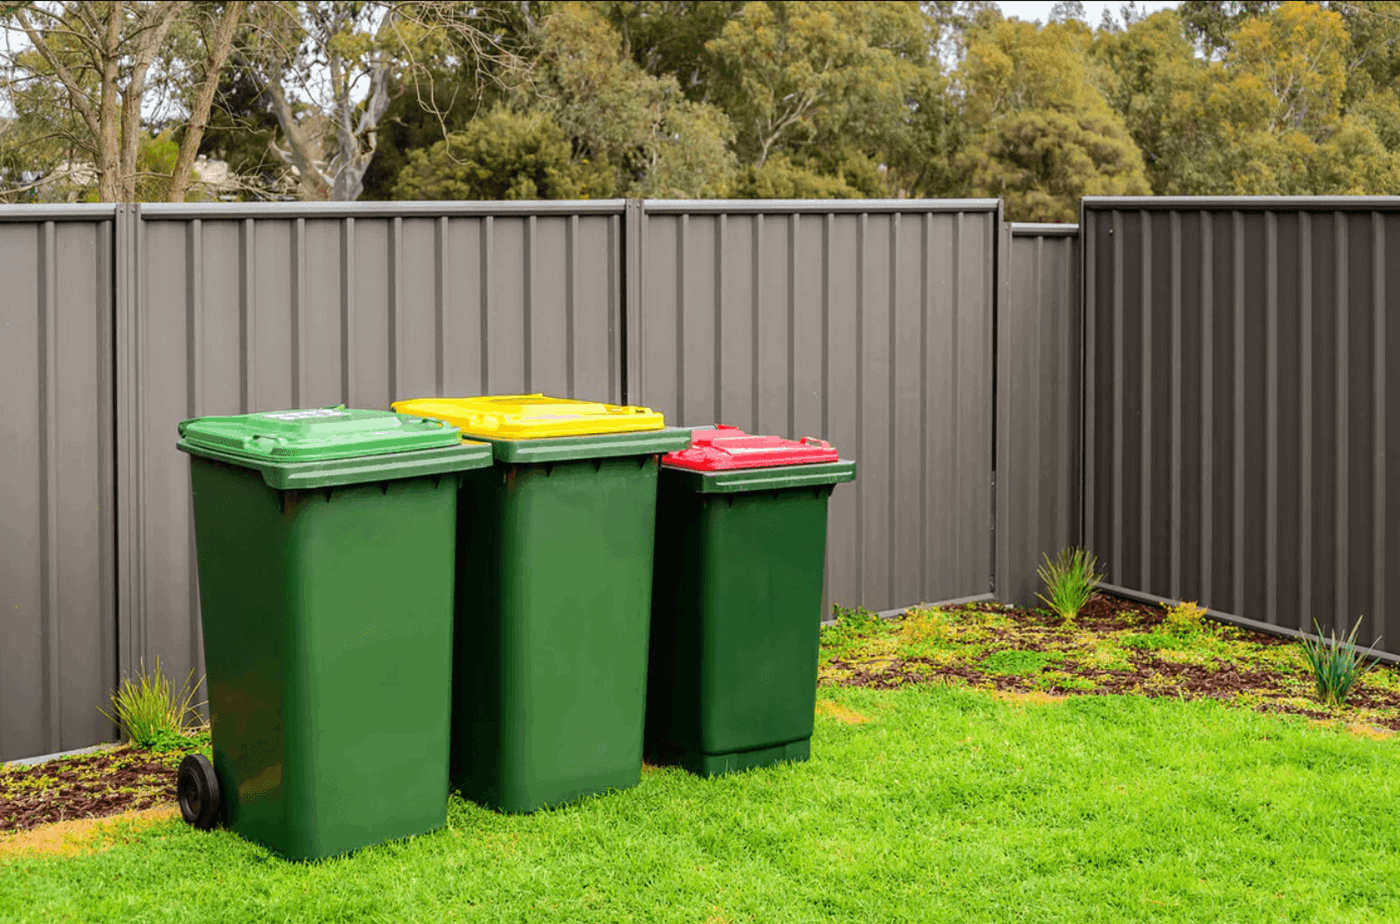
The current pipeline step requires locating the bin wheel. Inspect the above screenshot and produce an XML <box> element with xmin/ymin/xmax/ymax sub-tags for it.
<box><xmin>178</xmin><ymin>754</ymin><xmax>222</xmax><ymax>830</ymax></box>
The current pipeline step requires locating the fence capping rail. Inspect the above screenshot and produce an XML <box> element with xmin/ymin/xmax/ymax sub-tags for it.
<box><xmin>1082</xmin><ymin>195</ymin><xmax>1400</xmax><ymax>212</ymax></box>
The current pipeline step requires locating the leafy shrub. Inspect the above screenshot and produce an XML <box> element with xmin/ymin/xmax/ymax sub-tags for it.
<box><xmin>1301</xmin><ymin>617</ymin><xmax>1380</xmax><ymax>707</ymax></box>
<box><xmin>831</xmin><ymin>604</ymin><xmax>885</xmax><ymax>633</ymax></box>
<box><xmin>98</xmin><ymin>658</ymin><xmax>204</xmax><ymax>749</ymax></box>
<box><xmin>1035</xmin><ymin>547</ymin><xmax>1104</xmax><ymax>623</ymax></box>
<box><xmin>1163</xmin><ymin>600</ymin><xmax>1208</xmax><ymax>637</ymax></box>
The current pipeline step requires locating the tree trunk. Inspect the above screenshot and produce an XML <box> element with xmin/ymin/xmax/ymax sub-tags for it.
<box><xmin>168</xmin><ymin>1</ymin><xmax>246</xmax><ymax>202</ymax></box>
<box><xmin>264</xmin><ymin>70</ymin><xmax>333</xmax><ymax>200</ymax></box>
<box><xmin>118</xmin><ymin>2</ymin><xmax>185</xmax><ymax>199</ymax></box>
<box><xmin>96</xmin><ymin>1</ymin><xmax>124</xmax><ymax>201</ymax></box>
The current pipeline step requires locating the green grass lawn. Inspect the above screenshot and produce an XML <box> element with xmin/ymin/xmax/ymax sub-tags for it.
<box><xmin>3</xmin><ymin>683</ymin><xmax>1399</xmax><ymax>923</ymax></box>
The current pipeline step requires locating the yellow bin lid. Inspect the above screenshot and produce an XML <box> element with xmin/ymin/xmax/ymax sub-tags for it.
<box><xmin>390</xmin><ymin>394</ymin><xmax>665</xmax><ymax>440</ymax></box>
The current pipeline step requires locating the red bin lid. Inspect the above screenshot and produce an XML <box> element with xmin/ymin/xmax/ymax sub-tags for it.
<box><xmin>662</xmin><ymin>425</ymin><xmax>840</xmax><ymax>471</ymax></box>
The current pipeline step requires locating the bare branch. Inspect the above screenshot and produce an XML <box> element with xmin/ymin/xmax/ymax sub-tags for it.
<box><xmin>13</xmin><ymin>7</ymin><xmax>101</xmax><ymax>140</ymax></box>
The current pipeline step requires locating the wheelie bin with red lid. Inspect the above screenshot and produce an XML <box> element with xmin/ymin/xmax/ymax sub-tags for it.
<box><xmin>646</xmin><ymin>425</ymin><xmax>856</xmax><ymax>777</ymax></box>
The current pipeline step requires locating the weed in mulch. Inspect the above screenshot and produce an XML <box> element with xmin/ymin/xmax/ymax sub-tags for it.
<box><xmin>820</xmin><ymin>596</ymin><xmax>1400</xmax><ymax>735</ymax></box>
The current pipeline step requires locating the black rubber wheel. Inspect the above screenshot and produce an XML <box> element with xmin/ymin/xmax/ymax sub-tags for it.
<box><xmin>177</xmin><ymin>754</ymin><xmax>222</xmax><ymax>831</ymax></box>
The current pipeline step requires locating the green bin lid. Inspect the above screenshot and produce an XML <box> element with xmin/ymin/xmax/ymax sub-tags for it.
<box><xmin>177</xmin><ymin>406</ymin><xmax>462</xmax><ymax>462</ymax></box>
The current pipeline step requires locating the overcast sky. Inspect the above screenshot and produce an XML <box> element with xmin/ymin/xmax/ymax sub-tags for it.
<box><xmin>995</xmin><ymin>0</ymin><xmax>1180</xmax><ymax>27</ymax></box>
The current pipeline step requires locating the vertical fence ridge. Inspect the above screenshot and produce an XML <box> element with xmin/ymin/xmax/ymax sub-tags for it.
<box><xmin>39</xmin><ymin>221</ymin><xmax>59</xmax><ymax>746</ymax></box>
<box><xmin>1300</xmin><ymin>212</ymin><xmax>1314</xmax><ymax>632</ymax></box>
<box><xmin>1168</xmin><ymin>212</ymin><xmax>1183</xmax><ymax>599</ymax></box>
<box><xmin>1264</xmin><ymin>211</ymin><xmax>1278</xmax><ymax>627</ymax></box>
<box><xmin>1111</xmin><ymin>211</ymin><xmax>1124</xmax><ymax>583</ymax></box>
<box><xmin>1372</xmin><ymin>213</ymin><xmax>1387</xmax><ymax>648</ymax></box>
<box><xmin>1139</xmin><ymin>212</ymin><xmax>1152</xmax><ymax>588</ymax></box>
<box><xmin>1334</xmin><ymin>213</ymin><xmax>1350</xmax><ymax>632</ymax></box>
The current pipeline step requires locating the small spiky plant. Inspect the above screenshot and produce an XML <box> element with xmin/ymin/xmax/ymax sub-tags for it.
<box><xmin>98</xmin><ymin>657</ymin><xmax>204</xmax><ymax>749</ymax></box>
<box><xmin>1035</xmin><ymin>547</ymin><xmax>1104</xmax><ymax>624</ymax></box>
<box><xmin>1301</xmin><ymin>617</ymin><xmax>1380</xmax><ymax>708</ymax></box>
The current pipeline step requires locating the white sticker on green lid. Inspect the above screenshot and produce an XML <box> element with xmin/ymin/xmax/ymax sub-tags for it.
<box><xmin>263</xmin><ymin>409</ymin><xmax>348</xmax><ymax>421</ymax></box>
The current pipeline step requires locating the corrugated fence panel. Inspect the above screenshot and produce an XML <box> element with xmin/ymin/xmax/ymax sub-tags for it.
<box><xmin>0</xmin><ymin>207</ymin><xmax>117</xmax><ymax>762</ymax></box>
<box><xmin>117</xmin><ymin>202</ymin><xmax>626</xmax><ymax>687</ymax></box>
<box><xmin>996</xmin><ymin>224</ymin><xmax>1082</xmax><ymax>607</ymax></box>
<box><xmin>634</xmin><ymin>201</ymin><xmax>1000</xmax><ymax>617</ymax></box>
<box><xmin>1084</xmin><ymin>198</ymin><xmax>1400</xmax><ymax>655</ymax></box>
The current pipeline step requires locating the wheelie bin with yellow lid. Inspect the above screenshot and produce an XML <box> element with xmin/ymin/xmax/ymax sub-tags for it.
<box><xmin>176</xmin><ymin>407</ymin><xmax>492</xmax><ymax>859</ymax></box>
<box><xmin>390</xmin><ymin>395</ymin><xmax>691</xmax><ymax>813</ymax></box>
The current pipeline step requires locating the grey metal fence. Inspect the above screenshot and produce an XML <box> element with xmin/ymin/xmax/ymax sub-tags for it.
<box><xmin>1083</xmin><ymin>197</ymin><xmax>1400</xmax><ymax>655</ymax></box>
<box><xmin>0</xmin><ymin>206</ymin><xmax>118</xmax><ymax>760</ymax></box>
<box><xmin>996</xmin><ymin>223</ymin><xmax>1082</xmax><ymax>607</ymax></box>
<box><xmin>2</xmin><ymin>197</ymin><xmax>1021</xmax><ymax>762</ymax></box>
<box><xmin>631</xmin><ymin>201</ymin><xmax>1002</xmax><ymax>616</ymax></box>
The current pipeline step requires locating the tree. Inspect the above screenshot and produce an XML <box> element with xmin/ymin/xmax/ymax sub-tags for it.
<box><xmin>1093</xmin><ymin>9</ymin><xmax>1219</xmax><ymax>194</ymax></box>
<box><xmin>1</xmin><ymin>1</ymin><xmax>245</xmax><ymax>201</ymax></box>
<box><xmin>243</xmin><ymin>1</ymin><xmax>526</xmax><ymax>201</ymax></box>
<box><xmin>705</xmin><ymin>1</ymin><xmax>929</xmax><ymax>169</ymax></box>
<box><xmin>196</xmin><ymin>64</ymin><xmax>284</xmax><ymax>190</ymax></box>
<box><xmin>392</xmin><ymin>106</ymin><xmax>613</xmax><ymax>200</ymax></box>
<box><xmin>956</xmin><ymin>15</ymin><xmax>1149</xmax><ymax>220</ymax></box>
<box><xmin>1048</xmin><ymin>1</ymin><xmax>1086</xmax><ymax>25</ymax></box>
<box><xmin>726</xmin><ymin>152</ymin><xmax>862</xmax><ymax>198</ymax></box>
<box><xmin>1204</xmin><ymin>1</ymin><xmax>1399</xmax><ymax>194</ymax></box>
<box><xmin>1177</xmin><ymin>0</ymin><xmax>1277</xmax><ymax>59</ymax></box>
<box><xmin>358</xmin><ymin>1</ymin><xmax>537</xmax><ymax>200</ymax></box>
<box><xmin>530</xmin><ymin>2</ymin><xmax>734</xmax><ymax>197</ymax></box>
<box><xmin>600</xmin><ymin>0</ymin><xmax>743</xmax><ymax>97</ymax></box>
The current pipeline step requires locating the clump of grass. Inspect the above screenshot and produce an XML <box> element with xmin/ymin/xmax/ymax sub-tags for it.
<box><xmin>1163</xmin><ymin>600</ymin><xmax>1208</xmax><ymax>637</ymax></box>
<box><xmin>1301</xmin><ymin>617</ymin><xmax>1380</xmax><ymax>708</ymax></box>
<box><xmin>1121</xmin><ymin>632</ymin><xmax>1189</xmax><ymax>651</ymax></box>
<box><xmin>980</xmin><ymin>649</ymin><xmax>1062</xmax><ymax>676</ymax></box>
<box><xmin>901</xmin><ymin>607</ymin><xmax>950</xmax><ymax>644</ymax></box>
<box><xmin>1035</xmin><ymin>547</ymin><xmax>1104</xmax><ymax>624</ymax></box>
<box><xmin>97</xmin><ymin>658</ymin><xmax>204</xmax><ymax>749</ymax></box>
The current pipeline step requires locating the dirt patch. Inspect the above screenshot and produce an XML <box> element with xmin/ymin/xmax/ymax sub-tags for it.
<box><xmin>821</xmin><ymin>594</ymin><xmax>1400</xmax><ymax>734</ymax></box>
<box><xmin>816</xmin><ymin>700</ymin><xmax>873</xmax><ymax>724</ymax></box>
<box><xmin>0</xmin><ymin>741</ymin><xmax>202</xmax><ymax>834</ymax></box>
<box><xmin>0</xmin><ymin>806</ymin><xmax>178</xmax><ymax>860</ymax></box>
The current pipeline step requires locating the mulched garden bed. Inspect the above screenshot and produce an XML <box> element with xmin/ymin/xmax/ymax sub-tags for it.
<box><xmin>0</xmin><ymin>743</ymin><xmax>201</xmax><ymax>834</ymax></box>
<box><xmin>821</xmin><ymin>594</ymin><xmax>1400</xmax><ymax>732</ymax></box>
<box><xmin>6</xmin><ymin>593</ymin><xmax>1396</xmax><ymax>838</ymax></box>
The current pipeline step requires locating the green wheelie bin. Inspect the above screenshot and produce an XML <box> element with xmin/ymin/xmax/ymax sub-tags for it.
<box><xmin>177</xmin><ymin>407</ymin><xmax>492</xmax><ymax>860</ymax></box>
<box><xmin>646</xmin><ymin>425</ymin><xmax>856</xmax><ymax>777</ymax></box>
<box><xmin>390</xmin><ymin>395</ymin><xmax>692</xmax><ymax>813</ymax></box>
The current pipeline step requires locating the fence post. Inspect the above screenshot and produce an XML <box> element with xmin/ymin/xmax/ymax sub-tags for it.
<box><xmin>623</xmin><ymin>198</ymin><xmax>645</xmax><ymax>406</ymax></box>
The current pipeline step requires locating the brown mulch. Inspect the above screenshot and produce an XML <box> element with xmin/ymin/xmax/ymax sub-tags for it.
<box><xmin>824</xmin><ymin>595</ymin><xmax>1400</xmax><ymax>732</ymax></box>
<box><xmin>0</xmin><ymin>747</ymin><xmax>186</xmax><ymax>835</ymax></box>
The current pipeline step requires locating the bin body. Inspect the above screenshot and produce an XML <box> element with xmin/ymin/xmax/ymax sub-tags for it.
<box><xmin>645</xmin><ymin>427</ymin><xmax>856</xmax><ymax>777</ymax></box>
<box><xmin>392</xmin><ymin>395</ymin><xmax>689</xmax><ymax>813</ymax></box>
<box><xmin>180</xmin><ymin>408</ymin><xmax>491</xmax><ymax>859</ymax></box>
